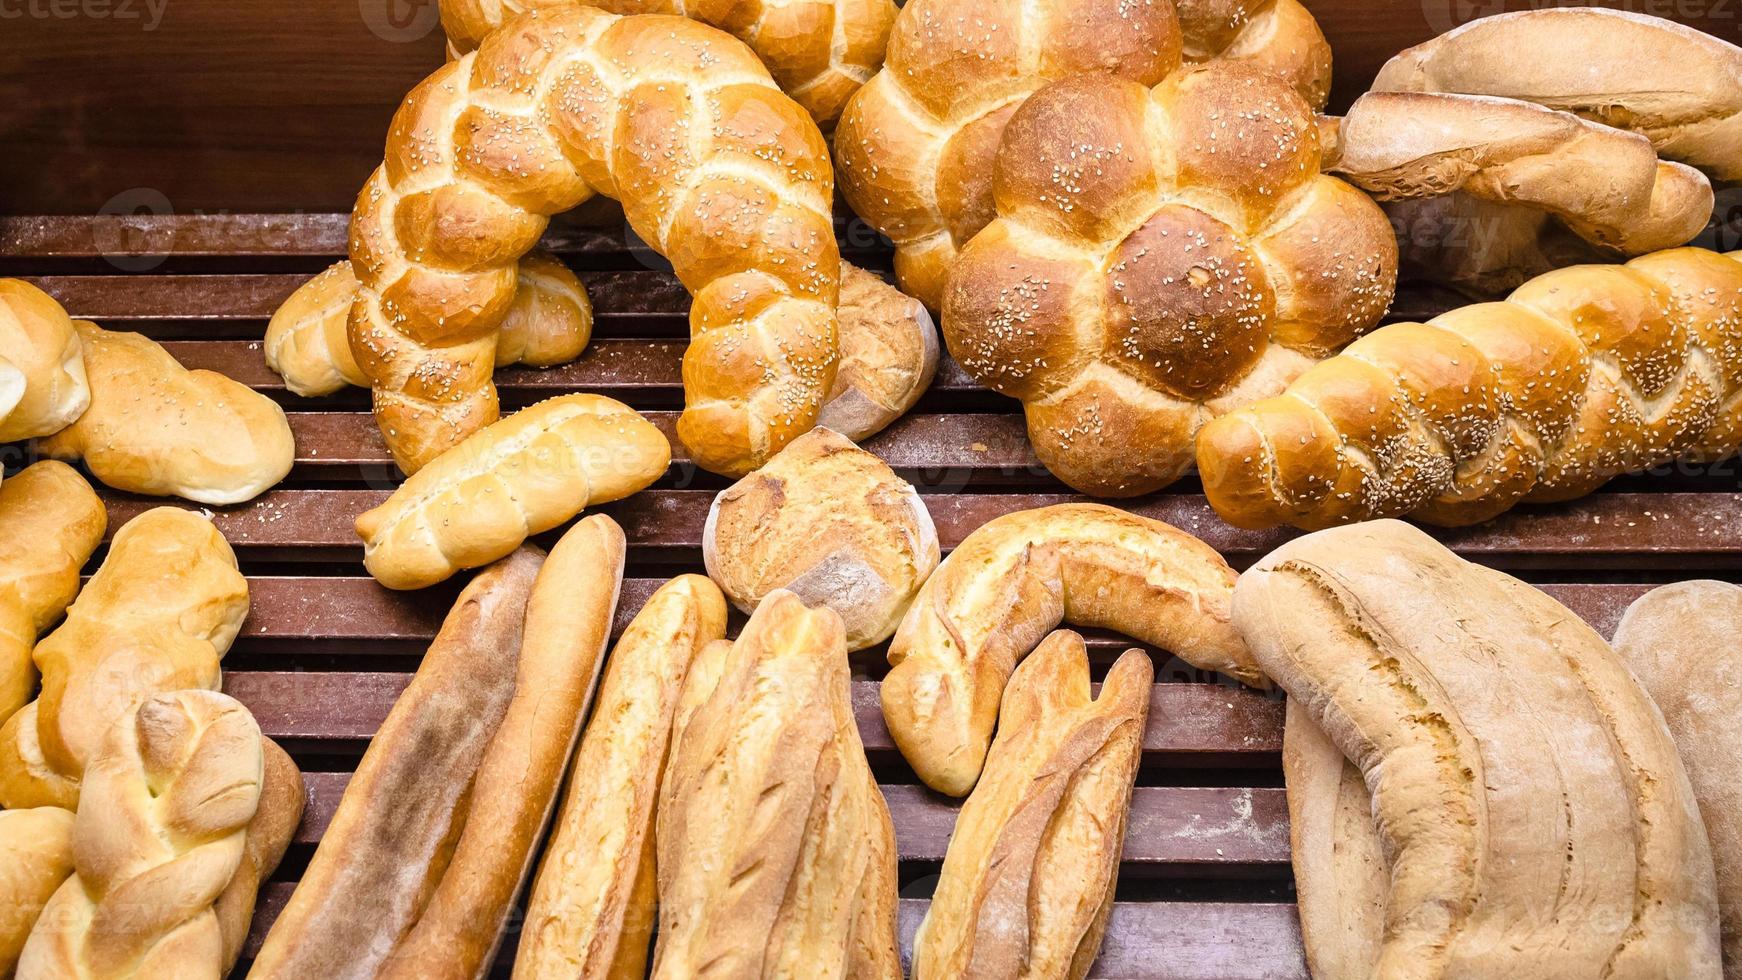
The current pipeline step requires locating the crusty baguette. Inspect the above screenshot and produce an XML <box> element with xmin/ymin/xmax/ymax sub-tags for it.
<box><xmin>1371</xmin><ymin>7</ymin><xmax>1742</xmax><ymax>181</ymax></box>
<box><xmin>355</xmin><ymin>395</ymin><xmax>667</xmax><ymax>590</ymax></box>
<box><xmin>515</xmin><ymin>573</ymin><xmax>727</xmax><ymax>980</ymax></box>
<box><xmin>704</xmin><ymin>426</ymin><xmax>937</xmax><ymax>650</ymax></box>
<box><xmin>1235</xmin><ymin>520</ymin><xmax>1721</xmax><ymax>978</ymax></box>
<box><xmin>912</xmin><ymin>632</ymin><xmax>1151</xmax><ymax>980</ymax></box>
<box><xmin>0</xmin><ymin>280</ymin><xmax>87</xmax><ymax>442</ymax></box>
<box><xmin>265</xmin><ymin>251</ymin><xmax>592</xmax><ymax>398</ymax></box>
<box><xmin>0</xmin><ymin>462</ymin><xmax>106</xmax><ymax>724</ymax></box>
<box><xmin>18</xmin><ymin>690</ymin><xmax>265</xmax><ymax>978</ymax></box>
<box><xmin>1199</xmin><ymin>246</ymin><xmax>1742</xmax><ymax>529</ymax></box>
<box><xmin>653</xmin><ymin>590</ymin><xmax>901</xmax><ymax>979</ymax></box>
<box><xmin>38</xmin><ymin>320</ymin><xmax>294</xmax><ymax>505</ymax></box>
<box><xmin>0</xmin><ymin>807</ymin><xmax>74</xmax><ymax>977</ymax></box>
<box><xmin>1614</xmin><ymin>581</ymin><xmax>1742</xmax><ymax>978</ymax></box>
<box><xmin>216</xmin><ymin>738</ymin><xmax>306</xmax><ymax>975</ymax></box>
<box><xmin>0</xmin><ymin>507</ymin><xmax>247</xmax><ymax>811</ymax></box>
<box><xmin>885</xmin><ymin>503</ymin><xmax>1255</xmax><ymax>796</ymax></box>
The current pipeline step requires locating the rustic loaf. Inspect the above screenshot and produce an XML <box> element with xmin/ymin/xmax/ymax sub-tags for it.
<box><xmin>0</xmin><ymin>461</ymin><xmax>106</xmax><ymax>723</ymax></box>
<box><xmin>654</xmin><ymin>590</ymin><xmax>901</xmax><ymax>978</ymax></box>
<box><xmin>0</xmin><ymin>507</ymin><xmax>248</xmax><ymax>811</ymax></box>
<box><xmin>821</xmin><ymin>263</ymin><xmax>939</xmax><ymax>441</ymax></box>
<box><xmin>39</xmin><ymin>320</ymin><xmax>294</xmax><ymax>505</ymax></box>
<box><xmin>941</xmin><ymin>66</ymin><xmax>1397</xmax><ymax>496</ymax></box>
<box><xmin>355</xmin><ymin>394</ymin><xmax>667</xmax><ymax>590</ymax></box>
<box><xmin>515</xmin><ymin>574</ymin><xmax>726</xmax><ymax>980</ymax></box>
<box><xmin>346</xmin><ymin>7</ymin><xmax>840</xmax><ymax>476</ymax></box>
<box><xmin>1198</xmin><ymin>247</ymin><xmax>1742</xmax><ymax>529</ymax></box>
<box><xmin>703</xmin><ymin>426</ymin><xmax>937</xmax><ymax>650</ymax></box>
<box><xmin>0</xmin><ymin>807</ymin><xmax>74</xmax><ymax>977</ymax></box>
<box><xmin>1614</xmin><ymin>581</ymin><xmax>1742</xmax><ymax>978</ymax></box>
<box><xmin>835</xmin><ymin>0</ymin><xmax>1333</xmax><ymax>310</ymax></box>
<box><xmin>913</xmin><ymin>632</ymin><xmax>1151</xmax><ymax>980</ymax></box>
<box><xmin>1237</xmin><ymin>520</ymin><xmax>1721</xmax><ymax>978</ymax></box>
<box><xmin>885</xmin><ymin>503</ymin><xmax>1255</xmax><ymax>796</ymax></box>
<box><xmin>0</xmin><ymin>280</ymin><xmax>88</xmax><ymax>443</ymax></box>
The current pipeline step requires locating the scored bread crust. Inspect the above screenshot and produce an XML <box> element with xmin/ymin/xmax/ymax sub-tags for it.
<box><xmin>653</xmin><ymin>591</ymin><xmax>901</xmax><ymax>979</ymax></box>
<box><xmin>0</xmin><ymin>806</ymin><xmax>74</xmax><ymax>976</ymax></box>
<box><xmin>515</xmin><ymin>573</ymin><xmax>727</xmax><ymax>980</ymax></box>
<box><xmin>1198</xmin><ymin>246</ymin><xmax>1742</xmax><ymax>530</ymax></box>
<box><xmin>884</xmin><ymin>503</ymin><xmax>1255</xmax><ymax>797</ymax></box>
<box><xmin>0</xmin><ymin>280</ymin><xmax>88</xmax><ymax>443</ymax></box>
<box><xmin>345</xmin><ymin>7</ymin><xmax>841</xmax><ymax>477</ymax></box>
<box><xmin>355</xmin><ymin>394</ymin><xmax>668</xmax><ymax>590</ymax></box>
<box><xmin>912</xmin><ymin>632</ymin><xmax>1151</xmax><ymax>980</ymax></box>
<box><xmin>1236</xmin><ymin>520</ymin><xmax>1721</xmax><ymax>979</ymax></box>
<box><xmin>0</xmin><ymin>508</ymin><xmax>248</xmax><ymax>812</ymax></box>
<box><xmin>1613</xmin><ymin>581</ymin><xmax>1742</xmax><ymax>979</ymax></box>
<box><xmin>0</xmin><ymin>462</ymin><xmax>106</xmax><ymax>724</ymax></box>
<box><xmin>39</xmin><ymin>320</ymin><xmax>294</xmax><ymax>505</ymax></box>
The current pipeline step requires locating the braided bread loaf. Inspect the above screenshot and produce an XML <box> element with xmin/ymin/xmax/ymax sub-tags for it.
<box><xmin>349</xmin><ymin>7</ymin><xmax>840</xmax><ymax>476</ymax></box>
<box><xmin>942</xmin><ymin>66</ymin><xmax>1397</xmax><ymax>497</ymax></box>
<box><xmin>1199</xmin><ymin>246</ymin><xmax>1742</xmax><ymax>530</ymax></box>
<box><xmin>441</xmin><ymin>0</ymin><xmax>897</xmax><ymax>128</ymax></box>
<box><xmin>834</xmin><ymin>0</ymin><xmax>1332</xmax><ymax>311</ymax></box>
<box><xmin>17</xmin><ymin>690</ymin><xmax>264</xmax><ymax>978</ymax></box>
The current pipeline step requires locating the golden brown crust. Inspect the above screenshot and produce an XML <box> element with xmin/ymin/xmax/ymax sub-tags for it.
<box><xmin>0</xmin><ymin>508</ymin><xmax>247</xmax><ymax>811</ymax></box>
<box><xmin>349</xmin><ymin>8</ymin><xmax>840</xmax><ymax>477</ymax></box>
<box><xmin>940</xmin><ymin>66</ymin><xmax>1396</xmax><ymax>496</ymax></box>
<box><xmin>0</xmin><ymin>806</ymin><xmax>74</xmax><ymax>976</ymax></box>
<box><xmin>216</xmin><ymin>738</ymin><xmax>306</xmax><ymax>975</ymax></box>
<box><xmin>1199</xmin><ymin>247</ymin><xmax>1742</xmax><ymax>530</ymax></box>
<box><xmin>355</xmin><ymin>394</ymin><xmax>668</xmax><ymax>590</ymax></box>
<box><xmin>0</xmin><ymin>280</ymin><xmax>88</xmax><ymax>442</ymax></box>
<box><xmin>653</xmin><ymin>591</ymin><xmax>900</xmax><ymax>978</ymax></box>
<box><xmin>515</xmin><ymin>574</ymin><xmax>726</xmax><ymax>980</ymax></box>
<box><xmin>0</xmin><ymin>462</ymin><xmax>106</xmax><ymax>724</ymax></box>
<box><xmin>884</xmin><ymin>503</ymin><xmax>1255</xmax><ymax>796</ymax></box>
<box><xmin>822</xmin><ymin>263</ymin><xmax>940</xmax><ymax>440</ymax></box>
<box><xmin>39</xmin><ymin>320</ymin><xmax>294</xmax><ymax>505</ymax></box>
<box><xmin>913</xmin><ymin>632</ymin><xmax>1151</xmax><ymax>980</ymax></box>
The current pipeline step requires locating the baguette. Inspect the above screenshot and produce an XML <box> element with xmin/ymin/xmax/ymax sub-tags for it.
<box><xmin>1235</xmin><ymin>520</ymin><xmax>1721</xmax><ymax>978</ymax></box>
<box><xmin>703</xmin><ymin>426</ymin><xmax>938</xmax><ymax>650</ymax></box>
<box><xmin>885</xmin><ymin>503</ymin><xmax>1255</xmax><ymax>796</ymax></box>
<box><xmin>18</xmin><ymin>690</ymin><xmax>265</xmax><ymax>978</ymax></box>
<box><xmin>355</xmin><ymin>395</ymin><xmax>667</xmax><ymax>590</ymax></box>
<box><xmin>912</xmin><ymin>632</ymin><xmax>1151</xmax><ymax>980</ymax></box>
<box><xmin>0</xmin><ymin>507</ymin><xmax>247</xmax><ymax>811</ymax></box>
<box><xmin>1613</xmin><ymin>582</ymin><xmax>1742</xmax><ymax>978</ymax></box>
<box><xmin>1199</xmin><ymin>246</ymin><xmax>1742</xmax><ymax>529</ymax></box>
<box><xmin>0</xmin><ymin>462</ymin><xmax>106</xmax><ymax>723</ymax></box>
<box><xmin>38</xmin><ymin>320</ymin><xmax>294</xmax><ymax>505</ymax></box>
<box><xmin>254</xmin><ymin>521</ymin><xmax>625</xmax><ymax>980</ymax></box>
<box><xmin>514</xmin><ymin>573</ymin><xmax>727</xmax><ymax>980</ymax></box>
<box><xmin>0</xmin><ymin>807</ymin><xmax>74</xmax><ymax>977</ymax></box>
<box><xmin>265</xmin><ymin>251</ymin><xmax>592</xmax><ymax>398</ymax></box>
<box><xmin>653</xmin><ymin>590</ymin><xmax>901</xmax><ymax>979</ymax></box>
<box><xmin>0</xmin><ymin>280</ymin><xmax>87</xmax><ymax>442</ymax></box>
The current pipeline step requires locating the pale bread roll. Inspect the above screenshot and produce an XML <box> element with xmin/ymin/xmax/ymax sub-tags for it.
<box><xmin>704</xmin><ymin>426</ymin><xmax>937</xmax><ymax>650</ymax></box>
<box><xmin>0</xmin><ymin>806</ymin><xmax>74</xmax><ymax>976</ymax></box>
<box><xmin>0</xmin><ymin>279</ymin><xmax>88</xmax><ymax>443</ymax></box>
<box><xmin>0</xmin><ymin>461</ymin><xmax>106</xmax><ymax>724</ymax></box>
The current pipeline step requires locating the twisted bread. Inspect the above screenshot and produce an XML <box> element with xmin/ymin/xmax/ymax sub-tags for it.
<box><xmin>654</xmin><ymin>590</ymin><xmax>900</xmax><ymax>979</ymax></box>
<box><xmin>0</xmin><ymin>807</ymin><xmax>74</xmax><ymax>977</ymax></box>
<box><xmin>942</xmin><ymin>66</ymin><xmax>1397</xmax><ymax>496</ymax></box>
<box><xmin>913</xmin><ymin>632</ymin><xmax>1151</xmax><ymax>980</ymax></box>
<box><xmin>266</xmin><ymin>250</ymin><xmax>592</xmax><ymax>398</ymax></box>
<box><xmin>39</xmin><ymin>321</ymin><xmax>294</xmax><ymax>505</ymax></box>
<box><xmin>0</xmin><ymin>280</ymin><xmax>88</xmax><ymax>443</ymax></box>
<box><xmin>441</xmin><ymin>0</ymin><xmax>897</xmax><ymax>128</ymax></box>
<box><xmin>214</xmin><ymin>739</ymin><xmax>304</xmax><ymax>976</ymax></box>
<box><xmin>17</xmin><ymin>691</ymin><xmax>264</xmax><ymax>979</ymax></box>
<box><xmin>834</xmin><ymin>0</ymin><xmax>1332</xmax><ymax>311</ymax></box>
<box><xmin>885</xmin><ymin>503</ymin><xmax>1254</xmax><ymax>796</ymax></box>
<box><xmin>356</xmin><ymin>394</ymin><xmax>666</xmax><ymax>590</ymax></box>
<box><xmin>0</xmin><ymin>508</ymin><xmax>247</xmax><ymax>811</ymax></box>
<box><xmin>1199</xmin><ymin>246</ymin><xmax>1742</xmax><ymax>530</ymax></box>
<box><xmin>0</xmin><ymin>462</ymin><xmax>106</xmax><ymax>724</ymax></box>
<box><xmin>347</xmin><ymin>7</ymin><xmax>840</xmax><ymax>476</ymax></box>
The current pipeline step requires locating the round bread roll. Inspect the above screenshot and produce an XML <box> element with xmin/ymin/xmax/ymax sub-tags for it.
<box><xmin>703</xmin><ymin>427</ymin><xmax>938</xmax><ymax>650</ymax></box>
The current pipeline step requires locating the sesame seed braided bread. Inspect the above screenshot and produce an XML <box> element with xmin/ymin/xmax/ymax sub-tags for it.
<box><xmin>834</xmin><ymin>0</ymin><xmax>1332</xmax><ymax>311</ymax></box>
<box><xmin>1198</xmin><ymin>247</ymin><xmax>1742</xmax><ymax>530</ymax></box>
<box><xmin>441</xmin><ymin>0</ymin><xmax>897</xmax><ymax>128</ymax></box>
<box><xmin>941</xmin><ymin>65</ymin><xmax>1397</xmax><ymax>497</ymax></box>
<box><xmin>348</xmin><ymin>7</ymin><xmax>841</xmax><ymax>476</ymax></box>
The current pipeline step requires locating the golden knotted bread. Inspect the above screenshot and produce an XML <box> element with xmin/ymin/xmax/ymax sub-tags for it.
<box><xmin>0</xmin><ymin>279</ymin><xmax>88</xmax><ymax>443</ymax></box>
<box><xmin>1198</xmin><ymin>247</ymin><xmax>1742</xmax><ymax>529</ymax></box>
<box><xmin>0</xmin><ymin>462</ymin><xmax>106</xmax><ymax>724</ymax></box>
